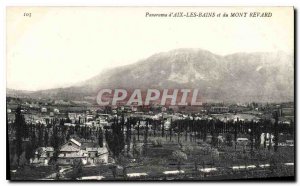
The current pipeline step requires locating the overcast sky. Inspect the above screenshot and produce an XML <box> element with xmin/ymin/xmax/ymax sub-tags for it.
<box><xmin>7</xmin><ymin>7</ymin><xmax>293</xmax><ymax>91</ymax></box>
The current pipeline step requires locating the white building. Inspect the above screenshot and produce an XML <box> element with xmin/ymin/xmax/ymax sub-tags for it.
<box><xmin>41</xmin><ymin>107</ymin><xmax>47</xmax><ymax>113</ymax></box>
<box><xmin>54</xmin><ymin>108</ymin><xmax>60</xmax><ymax>113</ymax></box>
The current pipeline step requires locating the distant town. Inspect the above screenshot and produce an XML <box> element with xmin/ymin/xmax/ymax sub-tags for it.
<box><xmin>7</xmin><ymin>96</ymin><xmax>294</xmax><ymax>180</ymax></box>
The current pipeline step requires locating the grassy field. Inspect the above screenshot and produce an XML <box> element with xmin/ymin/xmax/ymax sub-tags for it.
<box><xmin>61</xmin><ymin>137</ymin><xmax>294</xmax><ymax>180</ymax></box>
<box><xmin>10</xmin><ymin>165</ymin><xmax>56</xmax><ymax>180</ymax></box>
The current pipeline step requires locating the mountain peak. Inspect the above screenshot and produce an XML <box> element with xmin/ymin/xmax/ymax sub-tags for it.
<box><xmin>9</xmin><ymin>49</ymin><xmax>293</xmax><ymax>103</ymax></box>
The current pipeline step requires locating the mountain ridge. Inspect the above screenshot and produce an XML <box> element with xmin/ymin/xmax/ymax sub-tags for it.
<box><xmin>7</xmin><ymin>48</ymin><xmax>294</xmax><ymax>103</ymax></box>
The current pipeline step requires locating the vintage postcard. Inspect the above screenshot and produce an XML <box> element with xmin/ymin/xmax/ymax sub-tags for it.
<box><xmin>6</xmin><ymin>7</ymin><xmax>294</xmax><ymax>181</ymax></box>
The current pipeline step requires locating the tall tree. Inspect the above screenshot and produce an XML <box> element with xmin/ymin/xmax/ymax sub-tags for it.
<box><xmin>37</xmin><ymin>125</ymin><xmax>44</xmax><ymax>147</ymax></box>
<box><xmin>15</xmin><ymin>106</ymin><xmax>25</xmax><ymax>165</ymax></box>
<box><xmin>44</xmin><ymin>130</ymin><xmax>49</xmax><ymax>146</ymax></box>
<box><xmin>144</xmin><ymin>119</ymin><xmax>149</xmax><ymax>143</ymax></box>
<box><xmin>105</xmin><ymin>118</ymin><xmax>125</xmax><ymax>158</ymax></box>
<box><xmin>126</xmin><ymin>118</ymin><xmax>131</xmax><ymax>153</ymax></box>
<box><xmin>98</xmin><ymin>127</ymin><xmax>104</xmax><ymax>148</ymax></box>
<box><xmin>51</xmin><ymin>126</ymin><xmax>60</xmax><ymax>162</ymax></box>
<box><xmin>169</xmin><ymin>119</ymin><xmax>173</xmax><ymax>141</ymax></box>
<box><xmin>249</xmin><ymin>120</ymin><xmax>254</xmax><ymax>153</ymax></box>
<box><xmin>137</xmin><ymin>120</ymin><xmax>140</xmax><ymax>141</ymax></box>
<box><xmin>273</xmin><ymin>111</ymin><xmax>279</xmax><ymax>152</ymax></box>
<box><xmin>254</xmin><ymin>122</ymin><xmax>262</xmax><ymax>150</ymax></box>
<box><xmin>161</xmin><ymin>119</ymin><xmax>165</xmax><ymax>137</ymax></box>
<box><xmin>225</xmin><ymin>133</ymin><xmax>233</xmax><ymax>146</ymax></box>
<box><xmin>263</xmin><ymin>120</ymin><xmax>267</xmax><ymax>149</ymax></box>
<box><xmin>234</xmin><ymin>118</ymin><xmax>239</xmax><ymax>150</ymax></box>
<box><xmin>143</xmin><ymin>119</ymin><xmax>149</xmax><ymax>155</ymax></box>
<box><xmin>211</xmin><ymin>131</ymin><xmax>218</xmax><ymax>147</ymax></box>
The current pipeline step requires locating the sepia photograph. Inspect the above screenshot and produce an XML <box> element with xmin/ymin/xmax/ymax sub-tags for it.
<box><xmin>6</xmin><ymin>6</ymin><xmax>295</xmax><ymax>181</ymax></box>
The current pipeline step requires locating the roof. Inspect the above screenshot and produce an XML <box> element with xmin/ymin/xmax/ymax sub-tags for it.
<box><xmin>85</xmin><ymin>145</ymin><xmax>108</xmax><ymax>154</ymax></box>
<box><xmin>60</xmin><ymin>145</ymin><xmax>81</xmax><ymax>152</ymax></box>
<box><xmin>81</xmin><ymin>142</ymin><xmax>95</xmax><ymax>148</ymax></box>
<box><xmin>40</xmin><ymin>147</ymin><xmax>54</xmax><ymax>151</ymax></box>
<box><xmin>36</xmin><ymin>147</ymin><xmax>54</xmax><ymax>157</ymax></box>
<box><xmin>64</xmin><ymin>123</ymin><xmax>76</xmax><ymax>126</ymax></box>
<box><xmin>86</xmin><ymin>147</ymin><xmax>99</xmax><ymax>152</ymax></box>
<box><xmin>80</xmin><ymin>176</ymin><xmax>105</xmax><ymax>180</ymax></box>
<box><xmin>58</xmin><ymin>150</ymin><xmax>87</xmax><ymax>158</ymax></box>
<box><xmin>59</xmin><ymin>138</ymin><xmax>82</xmax><ymax>151</ymax></box>
<box><xmin>70</xmin><ymin>138</ymin><xmax>81</xmax><ymax>147</ymax></box>
<box><xmin>237</xmin><ymin>138</ymin><xmax>248</xmax><ymax>141</ymax></box>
